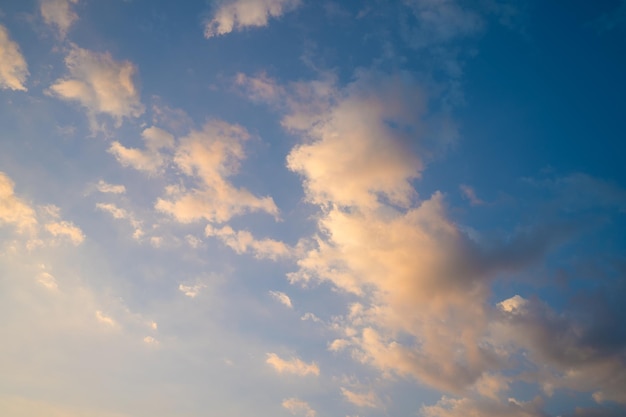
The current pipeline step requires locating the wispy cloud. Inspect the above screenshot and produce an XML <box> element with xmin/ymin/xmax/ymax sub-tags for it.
<box><xmin>40</xmin><ymin>0</ymin><xmax>79</xmax><ymax>37</ymax></box>
<box><xmin>109</xmin><ymin>126</ymin><xmax>174</xmax><ymax>175</ymax></box>
<box><xmin>268</xmin><ymin>290</ymin><xmax>292</xmax><ymax>308</ymax></box>
<box><xmin>282</xmin><ymin>398</ymin><xmax>316</xmax><ymax>417</ymax></box>
<box><xmin>0</xmin><ymin>25</ymin><xmax>28</xmax><ymax>91</ymax></box>
<box><xmin>266</xmin><ymin>353</ymin><xmax>319</xmax><ymax>376</ymax></box>
<box><xmin>204</xmin><ymin>0</ymin><xmax>302</xmax><ymax>38</ymax></box>
<box><xmin>96</xmin><ymin>180</ymin><xmax>126</xmax><ymax>194</ymax></box>
<box><xmin>206</xmin><ymin>225</ymin><xmax>290</xmax><ymax>260</ymax></box>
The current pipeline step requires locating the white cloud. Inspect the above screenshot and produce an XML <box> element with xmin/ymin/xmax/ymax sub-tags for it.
<box><xmin>109</xmin><ymin>126</ymin><xmax>174</xmax><ymax>175</ymax></box>
<box><xmin>0</xmin><ymin>25</ymin><xmax>29</xmax><ymax>91</ymax></box>
<box><xmin>40</xmin><ymin>0</ymin><xmax>79</xmax><ymax>37</ymax></box>
<box><xmin>204</xmin><ymin>0</ymin><xmax>302</xmax><ymax>38</ymax></box>
<box><xmin>206</xmin><ymin>225</ymin><xmax>290</xmax><ymax>260</ymax></box>
<box><xmin>282</xmin><ymin>398</ymin><xmax>316</xmax><ymax>417</ymax></box>
<box><xmin>155</xmin><ymin>120</ymin><xmax>278</xmax><ymax>223</ymax></box>
<box><xmin>45</xmin><ymin>221</ymin><xmax>85</xmax><ymax>245</ymax></box>
<box><xmin>497</xmin><ymin>295</ymin><xmax>528</xmax><ymax>314</ymax></box>
<box><xmin>178</xmin><ymin>282</ymin><xmax>206</xmax><ymax>298</ymax></box>
<box><xmin>300</xmin><ymin>312</ymin><xmax>321</xmax><ymax>322</ymax></box>
<box><xmin>268</xmin><ymin>290</ymin><xmax>292</xmax><ymax>308</ymax></box>
<box><xmin>47</xmin><ymin>45</ymin><xmax>144</xmax><ymax>126</ymax></box>
<box><xmin>0</xmin><ymin>172</ymin><xmax>37</xmax><ymax>232</ymax></box>
<box><xmin>266</xmin><ymin>353</ymin><xmax>319</xmax><ymax>376</ymax></box>
<box><xmin>143</xmin><ymin>336</ymin><xmax>159</xmax><ymax>345</ymax></box>
<box><xmin>96</xmin><ymin>180</ymin><xmax>126</xmax><ymax>194</ymax></box>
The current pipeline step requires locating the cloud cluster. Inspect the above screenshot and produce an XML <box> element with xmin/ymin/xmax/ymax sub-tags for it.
<box><xmin>154</xmin><ymin>120</ymin><xmax>278</xmax><ymax>223</ymax></box>
<box><xmin>0</xmin><ymin>25</ymin><xmax>29</xmax><ymax>91</ymax></box>
<box><xmin>48</xmin><ymin>45</ymin><xmax>144</xmax><ymax>125</ymax></box>
<box><xmin>204</xmin><ymin>0</ymin><xmax>301</xmax><ymax>38</ymax></box>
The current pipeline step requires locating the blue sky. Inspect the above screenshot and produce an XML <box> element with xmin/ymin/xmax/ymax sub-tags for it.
<box><xmin>1</xmin><ymin>1</ymin><xmax>625</xmax><ymax>416</ymax></box>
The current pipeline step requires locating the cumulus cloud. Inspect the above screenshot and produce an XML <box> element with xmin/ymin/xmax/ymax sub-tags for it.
<box><xmin>0</xmin><ymin>172</ymin><xmax>37</xmax><ymax>232</ymax></box>
<box><xmin>109</xmin><ymin>126</ymin><xmax>174</xmax><ymax>175</ymax></box>
<box><xmin>268</xmin><ymin>290</ymin><xmax>292</xmax><ymax>308</ymax></box>
<box><xmin>47</xmin><ymin>45</ymin><xmax>144</xmax><ymax>125</ymax></box>
<box><xmin>40</xmin><ymin>0</ymin><xmax>79</xmax><ymax>37</ymax></box>
<box><xmin>206</xmin><ymin>225</ymin><xmax>290</xmax><ymax>260</ymax></box>
<box><xmin>0</xmin><ymin>25</ymin><xmax>28</xmax><ymax>91</ymax></box>
<box><xmin>45</xmin><ymin>221</ymin><xmax>85</xmax><ymax>245</ymax></box>
<box><xmin>204</xmin><ymin>0</ymin><xmax>302</xmax><ymax>38</ymax></box>
<box><xmin>282</xmin><ymin>398</ymin><xmax>316</xmax><ymax>417</ymax></box>
<box><xmin>96</xmin><ymin>180</ymin><xmax>126</xmax><ymax>194</ymax></box>
<box><xmin>155</xmin><ymin>120</ymin><xmax>278</xmax><ymax>223</ymax></box>
<box><xmin>266</xmin><ymin>353</ymin><xmax>319</xmax><ymax>376</ymax></box>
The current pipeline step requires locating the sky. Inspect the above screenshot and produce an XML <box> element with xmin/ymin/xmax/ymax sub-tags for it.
<box><xmin>0</xmin><ymin>1</ymin><xmax>626</xmax><ymax>416</ymax></box>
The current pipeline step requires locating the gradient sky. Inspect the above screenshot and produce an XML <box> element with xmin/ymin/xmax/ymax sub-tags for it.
<box><xmin>1</xmin><ymin>1</ymin><xmax>626</xmax><ymax>416</ymax></box>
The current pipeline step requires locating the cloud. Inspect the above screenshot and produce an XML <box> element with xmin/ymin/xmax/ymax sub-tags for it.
<box><xmin>340</xmin><ymin>387</ymin><xmax>381</xmax><ymax>408</ymax></box>
<box><xmin>37</xmin><ymin>271</ymin><xmax>59</xmax><ymax>291</ymax></box>
<box><xmin>268</xmin><ymin>290</ymin><xmax>292</xmax><ymax>308</ymax></box>
<box><xmin>96</xmin><ymin>203</ymin><xmax>129</xmax><ymax>220</ymax></box>
<box><xmin>205</xmin><ymin>225</ymin><xmax>290</xmax><ymax>260</ymax></box>
<box><xmin>155</xmin><ymin>120</ymin><xmax>278</xmax><ymax>223</ymax></box>
<box><xmin>95</xmin><ymin>310</ymin><xmax>116</xmax><ymax>327</ymax></box>
<box><xmin>47</xmin><ymin>45</ymin><xmax>144</xmax><ymax>125</ymax></box>
<box><xmin>143</xmin><ymin>336</ymin><xmax>159</xmax><ymax>346</ymax></box>
<box><xmin>0</xmin><ymin>25</ymin><xmax>28</xmax><ymax>91</ymax></box>
<box><xmin>285</xmin><ymin>72</ymin><xmax>430</xmax><ymax>209</ymax></box>
<box><xmin>96</xmin><ymin>180</ymin><xmax>126</xmax><ymax>194</ymax></box>
<box><xmin>45</xmin><ymin>221</ymin><xmax>85</xmax><ymax>245</ymax></box>
<box><xmin>204</xmin><ymin>0</ymin><xmax>302</xmax><ymax>38</ymax></box>
<box><xmin>266</xmin><ymin>353</ymin><xmax>319</xmax><ymax>376</ymax></box>
<box><xmin>0</xmin><ymin>172</ymin><xmax>37</xmax><ymax>232</ymax></box>
<box><xmin>282</xmin><ymin>398</ymin><xmax>316</xmax><ymax>417</ymax></box>
<box><xmin>420</xmin><ymin>396</ymin><xmax>547</xmax><ymax>417</ymax></box>
<box><xmin>460</xmin><ymin>185</ymin><xmax>485</xmax><ymax>206</ymax></box>
<box><xmin>40</xmin><ymin>0</ymin><xmax>79</xmax><ymax>37</ymax></box>
<box><xmin>109</xmin><ymin>126</ymin><xmax>174</xmax><ymax>175</ymax></box>
<box><xmin>401</xmin><ymin>0</ymin><xmax>484</xmax><ymax>49</ymax></box>
<box><xmin>493</xmin><ymin>294</ymin><xmax>626</xmax><ymax>405</ymax></box>
<box><xmin>178</xmin><ymin>282</ymin><xmax>206</xmax><ymax>298</ymax></box>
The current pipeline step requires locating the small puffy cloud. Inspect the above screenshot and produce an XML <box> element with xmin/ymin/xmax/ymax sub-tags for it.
<box><xmin>40</xmin><ymin>0</ymin><xmax>79</xmax><ymax>37</ymax></box>
<box><xmin>341</xmin><ymin>388</ymin><xmax>381</xmax><ymax>408</ymax></box>
<box><xmin>156</xmin><ymin>120</ymin><xmax>278</xmax><ymax>223</ymax></box>
<box><xmin>0</xmin><ymin>25</ymin><xmax>29</xmax><ymax>91</ymax></box>
<box><xmin>95</xmin><ymin>310</ymin><xmax>116</xmax><ymax>327</ymax></box>
<box><xmin>282</xmin><ymin>398</ymin><xmax>316</xmax><ymax>417</ymax></box>
<box><xmin>45</xmin><ymin>221</ymin><xmax>85</xmax><ymax>245</ymax></box>
<box><xmin>205</xmin><ymin>225</ymin><xmax>290</xmax><ymax>259</ymax></box>
<box><xmin>301</xmin><ymin>312</ymin><xmax>321</xmax><ymax>322</ymax></box>
<box><xmin>47</xmin><ymin>45</ymin><xmax>144</xmax><ymax>125</ymax></box>
<box><xmin>266</xmin><ymin>353</ymin><xmax>319</xmax><ymax>376</ymax></box>
<box><xmin>96</xmin><ymin>180</ymin><xmax>126</xmax><ymax>194</ymax></box>
<box><xmin>109</xmin><ymin>126</ymin><xmax>174</xmax><ymax>174</ymax></box>
<box><xmin>497</xmin><ymin>295</ymin><xmax>528</xmax><ymax>314</ymax></box>
<box><xmin>204</xmin><ymin>0</ymin><xmax>302</xmax><ymax>38</ymax></box>
<box><xmin>179</xmin><ymin>282</ymin><xmax>206</xmax><ymax>298</ymax></box>
<box><xmin>0</xmin><ymin>172</ymin><xmax>37</xmax><ymax>232</ymax></box>
<box><xmin>268</xmin><ymin>290</ymin><xmax>292</xmax><ymax>308</ymax></box>
<box><xmin>143</xmin><ymin>336</ymin><xmax>159</xmax><ymax>345</ymax></box>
